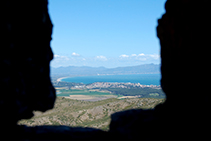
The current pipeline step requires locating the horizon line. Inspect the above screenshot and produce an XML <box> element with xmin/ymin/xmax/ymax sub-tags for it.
<box><xmin>50</xmin><ymin>63</ymin><xmax>161</xmax><ymax>69</ymax></box>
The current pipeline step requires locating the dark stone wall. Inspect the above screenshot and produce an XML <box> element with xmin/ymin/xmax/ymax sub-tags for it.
<box><xmin>156</xmin><ymin>0</ymin><xmax>210</xmax><ymax>139</ymax></box>
<box><xmin>158</xmin><ymin>0</ymin><xmax>210</xmax><ymax>105</ymax></box>
<box><xmin>0</xmin><ymin>0</ymin><xmax>55</xmax><ymax>124</ymax></box>
<box><xmin>0</xmin><ymin>0</ymin><xmax>210</xmax><ymax>140</ymax></box>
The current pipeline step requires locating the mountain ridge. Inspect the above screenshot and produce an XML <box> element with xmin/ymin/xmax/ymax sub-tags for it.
<box><xmin>51</xmin><ymin>63</ymin><xmax>160</xmax><ymax>77</ymax></box>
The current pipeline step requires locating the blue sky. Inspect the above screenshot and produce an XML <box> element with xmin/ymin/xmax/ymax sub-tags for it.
<box><xmin>48</xmin><ymin>0</ymin><xmax>166</xmax><ymax>68</ymax></box>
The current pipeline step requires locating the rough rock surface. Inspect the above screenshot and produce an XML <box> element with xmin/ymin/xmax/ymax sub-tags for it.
<box><xmin>0</xmin><ymin>0</ymin><xmax>55</xmax><ymax>124</ymax></box>
<box><xmin>156</xmin><ymin>0</ymin><xmax>210</xmax><ymax>139</ymax></box>
<box><xmin>0</xmin><ymin>0</ymin><xmax>210</xmax><ymax>140</ymax></box>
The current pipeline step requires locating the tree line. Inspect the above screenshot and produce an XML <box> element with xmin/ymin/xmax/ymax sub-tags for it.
<box><xmin>102</xmin><ymin>87</ymin><xmax>166</xmax><ymax>99</ymax></box>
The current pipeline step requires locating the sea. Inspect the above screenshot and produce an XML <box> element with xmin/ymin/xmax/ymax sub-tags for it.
<box><xmin>61</xmin><ymin>73</ymin><xmax>161</xmax><ymax>86</ymax></box>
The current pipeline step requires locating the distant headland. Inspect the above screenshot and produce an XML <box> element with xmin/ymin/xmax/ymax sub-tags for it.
<box><xmin>51</xmin><ymin>63</ymin><xmax>160</xmax><ymax>78</ymax></box>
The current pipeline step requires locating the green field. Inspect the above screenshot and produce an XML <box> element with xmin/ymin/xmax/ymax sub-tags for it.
<box><xmin>56</xmin><ymin>89</ymin><xmax>112</xmax><ymax>97</ymax></box>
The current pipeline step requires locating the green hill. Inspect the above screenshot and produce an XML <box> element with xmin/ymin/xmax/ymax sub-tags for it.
<box><xmin>18</xmin><ymin>97</ymin><xmax>165</xmax><ymax>131</ymax></box>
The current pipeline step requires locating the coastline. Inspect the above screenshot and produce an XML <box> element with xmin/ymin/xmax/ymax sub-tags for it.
<box><xmin>56</xmin><ymin>76</ymin><xmax>71</xmax><ymax>82</ymax></box>
<box><xmin>55</xmin><ymin>73</ymin><xmax>161</xmax><ymax>86</ymax></box>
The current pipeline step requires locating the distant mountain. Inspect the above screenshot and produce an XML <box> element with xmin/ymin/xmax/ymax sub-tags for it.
<box><xmin>103</xmin><ymin>64</ymin><xmax>160</xmax><ymax>74</ymax></box>
<box><xmin>50</xmin><ymin>64</ymin><xmax>160</xmax><ymax>77</ymax></box>
<box><xmin>51</xmin><ymin>66</ymin><xmax>107</xmax><ymax>76</ymax></box>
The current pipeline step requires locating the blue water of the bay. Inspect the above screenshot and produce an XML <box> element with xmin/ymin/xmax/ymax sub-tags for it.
<box><xmin>61</xmin><ymin>73</ymin><xmax>161</xmax><ymax>85</ymax></box>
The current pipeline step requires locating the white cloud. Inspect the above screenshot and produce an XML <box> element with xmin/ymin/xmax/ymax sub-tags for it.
<box><xmin>54</xmin><ymin>54</ymin><xmax>60</xmax><ymax>58</ymax></box>
<box><xmin>51</xmin><ymin>53</ymin><xmax>160</xmax><ymax>68</ymax></box>
<box><xmin>138</xmin><ymin>53</ymin><xmax>145</xmax><ymax>56</ymax></box>
<box><xmin>149</xmin><ymin>54</ymin><xmax>160</xmax><ymax>59</ymax></box>
<box><xmin>131</xmin><ymin>54</ymin><xmax>137</xmax><ymax>57</ymax></box>
<box><xmin>119</xmin><ymin>54</ymin><xmax>129</xmax><ymax>58</ymax></box>
<box><xmin>71</xmin><ymin>52</ymin><xmax>80</xmax><ymax>57</ymax></box>
<box><xmin>129</xmin><ymin>53</ymin><xmax>160</xmax><ymax>61</ymax></box>
<box><xmin>96</xmin><ymin>55</ymin><xmax>107</xmax><ymax>61</ymax></box>
<box><xmin>53</xmin><ymin>54</ymin><xmax>69</xmax><ymax>60</ymax></box>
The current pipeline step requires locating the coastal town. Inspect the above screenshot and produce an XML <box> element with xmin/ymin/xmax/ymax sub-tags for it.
<box><xmin>52</xmin><ymin>77</ymin><xmax>165</xmax><ymax>100</ymax></box>
<box><xmin>83</xmin><ymin>82</ymin><xmax>160</xmax><ymax>89</ymax></box>
<box><xmin>53</xmin><ymin>80</ymin><xmax>161</xmax><ymax>90</ymax></box>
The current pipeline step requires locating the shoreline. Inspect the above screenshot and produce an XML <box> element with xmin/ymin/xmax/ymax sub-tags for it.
<box><xmin>56</xmin><ymin>73</ymin><xmax>160</xmax><ymax>80</ymax></box>
<box><xmin>56</xmin><ymin>76</ymin><xmax>71</xmax><ymax>82</ymax></box>
<box><xmin>55</xmin><ymin>73</ymin><xmax>161</xmax><ymax>86</ymax></box>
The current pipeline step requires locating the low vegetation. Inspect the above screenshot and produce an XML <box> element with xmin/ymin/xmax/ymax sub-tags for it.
<box><xmin>20</xmin><ymin>81</ymin><xmax>166</xmax><ymax>130</ymax></box>
<box><xmin>102</xmin><ymin>87</ymin><xmax>165</xmax><ymax>98</ymax></box>
<box><xmin>18</xmin><ymin>97</ymin><xmax>165</xmax><ymax>131</ymax></box>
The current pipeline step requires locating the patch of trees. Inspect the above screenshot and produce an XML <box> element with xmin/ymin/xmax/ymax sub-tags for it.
<box><xmin>102</xmin><ymin>87</ymin><xmax>166</xmax><ymax>99</ymax></box>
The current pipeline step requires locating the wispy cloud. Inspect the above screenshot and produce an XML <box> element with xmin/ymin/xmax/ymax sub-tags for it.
<box><xmin>135</xmin><ymin>53</ymin><xmax>160</xmax><ymax>61</ymax></box>
<box><xmin>138</xmin><ymin>53</ymin><xmax>145</xmax><ymax>56</ymax></box>
<box><xmin>54</xmin><ymin>54</ymin><xmax>60</xmax><ymax>58</ymax></box>
<box><xmin>71</xmin><ymin>52</ymin><xmax>80</xmax><ymax>57</ymax></box>
<box><xmin>149</xmin><ymin>54</ymin><xmax>160</xmax><ymax>59</ymax></box>
<box><xmin>131</xmin><ymin>54</ymin><xmax>137</xmax><ymax>57</ymax></box>
<box><xmin>119</xmin><ymin>54</ymin><xmax>129</xmax><ymax>58</ymax></box>
<box><xmin>118</xmin><ymin>53</ymin><xmax>160</xmax><ymax>63</ymax></box>
<box><xmin>53</xmin><ymin>54</ymin><xmax>70</xmax><ymax>60</ymax></box>
<box><xmin>96</xmin><ymin>55</ymin><xmax>107</xmax><ymax>61</ymax></box>
<box><xmin>51</xmin><ymin>53</ymin><xmax>160</xmax><ymax>68</ymax></box>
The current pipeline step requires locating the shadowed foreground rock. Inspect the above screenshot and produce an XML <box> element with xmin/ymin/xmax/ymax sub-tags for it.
<box><xmin>0</xmin><ymin>0</ymin><xmax>55</xmax><ymax>124</ymax></box>
<box><xmin>14</xmin><ymin>125</ymin><xmax>108</xmax><ymax>141</ymax></box>
<box><xmin>0</xmin><ymin>0</ymin><xmax>210</xmax><ymax>140</ymax></box>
